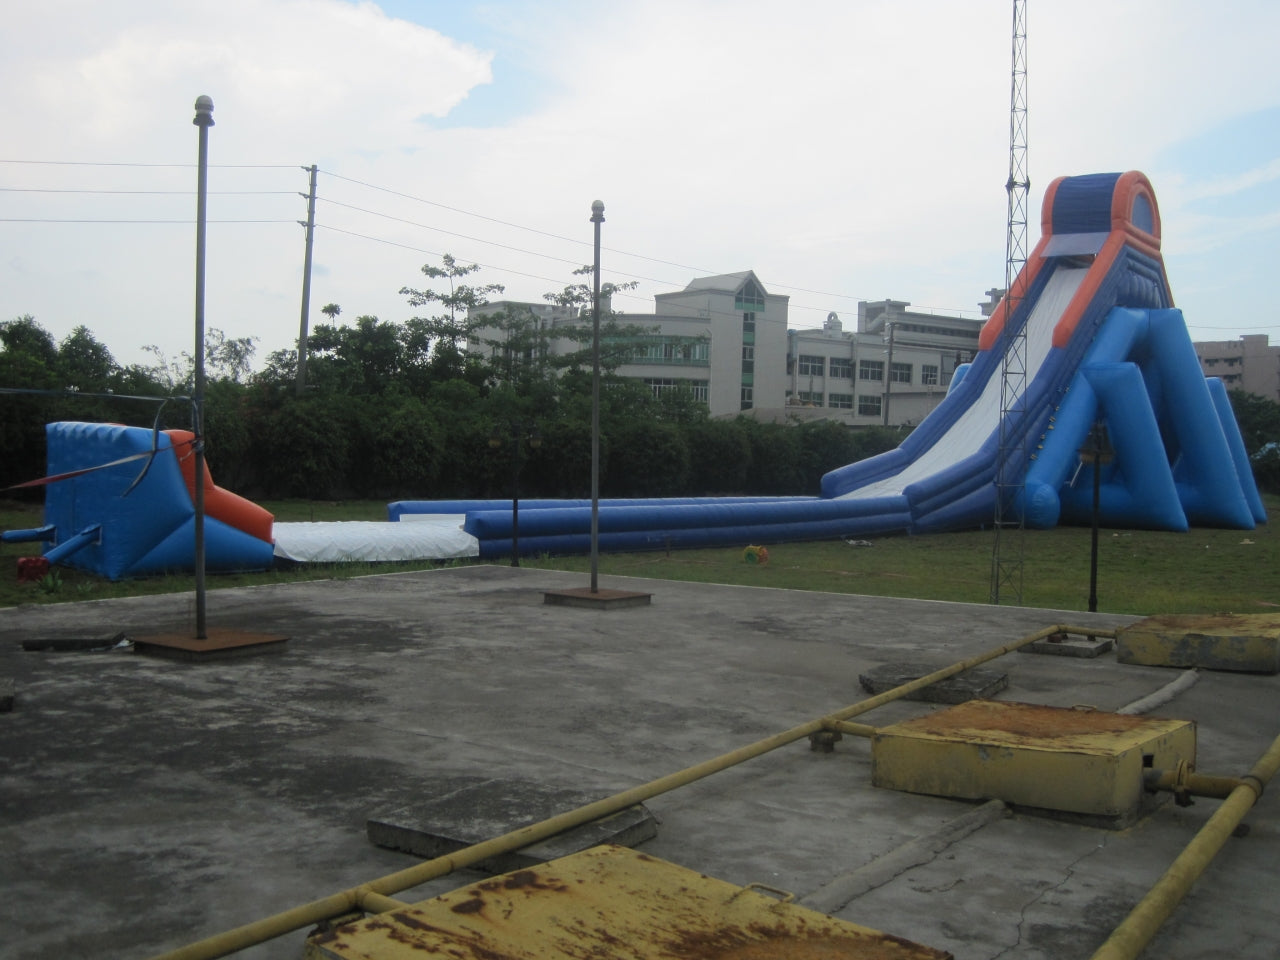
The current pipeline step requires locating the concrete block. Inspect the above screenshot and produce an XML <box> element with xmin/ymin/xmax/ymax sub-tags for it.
<box><xmin>1019</xmin><ymin>633</ymin><xmax>1114</xmax><ymax>658</ymax></box>
<box><xmin>1117</xmin><ymin>614</ymin><xmax>1280</xmax><ymax>674</ymax></box>
<box><xmin>543</xmin><ymin>587</ymin><xmax>652</xmax><ymax>609</ymax></box>
<box><xmin>367</xmin><ymin>778</ymin><xmax>657</xmax><ymax>873</ymax></box>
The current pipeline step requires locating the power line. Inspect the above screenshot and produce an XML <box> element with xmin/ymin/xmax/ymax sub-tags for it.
<box><xmin>317</xmin><ymin>197</ymin><xmax>587</xmax><ymax>271</ymax></box>
<box><xmin>1</xmin><ymin>218</ymin><xmax>295</xmax><ymax>224</ymax></box>
<box><xmin>316</xmin><ymin>222</ymin><xmax>886</xmax><ymax>332</ymax></box>
<box><xmin>2</xmin><ymin>155</ymin><xmax>989</xmax><ymax>320</ymax></box>
<box><xmin>1</xmin><ymin>188</ymin><xmax>295</xmax><ymax>195</ymax></box>
<box><xmin>318</xmin><ymin>168</ymin><xmax>987</xmax><ymax>317</ymax></box>
<box><xmin>0</xmin><ymin>159</ymin><xmax>297</xmax><ymax>169</ymax></box>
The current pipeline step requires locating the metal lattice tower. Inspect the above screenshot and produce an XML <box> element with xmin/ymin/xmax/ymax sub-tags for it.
<box><xmin>990</xmin><ymin>0</ymin><xmax>1029</xmax><ymax>604</ymax></box>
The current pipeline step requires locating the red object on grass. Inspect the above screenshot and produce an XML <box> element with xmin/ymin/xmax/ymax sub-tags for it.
<box><xmin>17</xmin><ymin>557</ymin><xmax>50</xmax><ymax>582</ymax></box>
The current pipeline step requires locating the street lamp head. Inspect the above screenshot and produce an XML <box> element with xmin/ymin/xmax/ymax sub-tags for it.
<box><xmin>590</xmin><ymin>199</ymin><xmax>605</xmax><ymax>223</ymax></box>
<box><xmin>193</xmin><ymin>95</ymin><xmax>215</xmax><ymax>127</ymax></box>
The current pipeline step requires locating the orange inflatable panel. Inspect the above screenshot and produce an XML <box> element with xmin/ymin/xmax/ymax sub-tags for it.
<box><xmin>164</xmin><ymin>430</ymin><xmax>274</xmax><ymax>544</ymax></box>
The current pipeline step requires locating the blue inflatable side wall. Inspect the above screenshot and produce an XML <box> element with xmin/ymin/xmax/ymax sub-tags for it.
<box><xmin>42</xmin><ymin>422</ymin><xmax>275</xmax><ymax>579</ymax></box>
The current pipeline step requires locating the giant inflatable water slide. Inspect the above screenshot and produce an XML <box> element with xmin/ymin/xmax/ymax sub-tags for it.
<box><xmin>396</xmin><ymin>171</ymin><xmax>1265</xmax><ymax>557</ymax></box>
<box><xmin>6</xmin><ymin>172</ymin><xmax>1266</xmax><ymax>575</ymax></box>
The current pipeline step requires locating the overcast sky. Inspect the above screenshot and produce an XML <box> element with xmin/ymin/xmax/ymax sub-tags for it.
<box><xmin>2</xmin><ymin>0</ymin><xmax>1278</xmax><ymax>371</ymax></box>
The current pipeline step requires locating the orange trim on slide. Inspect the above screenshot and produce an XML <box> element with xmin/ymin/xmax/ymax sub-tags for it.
<box><xmin>164</xmin><ymin>430</ymin><xmax>274</xmax><ymax>543</ymax></box>
<box><xmin>978</xmin><ymin>238</ymin><xmax>1050</xmax><ymax>351</ymax></box>
<box><xmin>977</xmin><ymin>175</ymin><xmax>1069</xmax><ymax>352</ymax></box>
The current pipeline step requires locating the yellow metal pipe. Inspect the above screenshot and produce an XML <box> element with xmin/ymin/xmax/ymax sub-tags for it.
<box><xmin>1143</xmin><ymin>768</ymin><xmax>1253</xmax><ymax>800</ymax></box>
<box><xmin>145</xmin><ymin>622</ymin><xmax>1103</xmax><ymax>960</ymax></box>
<box><xmin>1090</xmin><ymin>730</ymin><xmax>1280</xmax><ymax>960</ymax></box>
<box><xmin>355</xmin><ymin>889</ymin><xmax>411</xmax><ymax>914</ymax></box>
<box><xmin>828</xmin><ymin>720</ymin><xmax>879</xmax><ymax>738</ymax></box>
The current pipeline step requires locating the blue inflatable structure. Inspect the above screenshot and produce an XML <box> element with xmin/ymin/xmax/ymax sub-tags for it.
<box><xmin>3</xmin><ymin>422</ymin><xmax>275</xmax><ymax>580</ymax></box>
<box><xmin>396</xmin><ymin>171</ymin><xmax>1265</xmax><ymax>558</ymax></box>
<box><xmin>6</xmin><ymin>172</ymin><xmax>1264</xmax><ymax>573</ymax></box>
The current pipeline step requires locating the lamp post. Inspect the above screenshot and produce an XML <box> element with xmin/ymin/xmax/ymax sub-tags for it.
<box><xmin>589</xmin><ymin>200</ymin><xmax>604</xmax><ymax>593</ymax></box>
<box><xmin>490</xmin><ymin>422</ymin><xmax>541</xmax><ymax>566</ymax></box>
<box><xmin>192</xmin><ymin>95</ymin><xmax>214</xmax><ymax>640</ymax></box>
<box><xmin>1081</xmin><ymin>421</ymin><xmax>1113</xmax><ymax>613</ymax></box>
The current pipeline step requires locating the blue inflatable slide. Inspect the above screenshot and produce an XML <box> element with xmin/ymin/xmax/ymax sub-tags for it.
<box><xmin>5</xmin><ymin>171</ymin><xmax>1266</xmax><ymax>573</ymax></box>
<box><xmin>396</xmin><ymin>171</ymin><xmax>1265</xmax><ymax>558</ymax></box>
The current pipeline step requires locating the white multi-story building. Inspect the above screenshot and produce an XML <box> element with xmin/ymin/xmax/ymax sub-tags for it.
<box><xmin>467</xmin><ymin>272</ymin><xmax>985</xmax><ymax>424</ymax></box>
<box><xmin>621</xmin><ymin>271</ymin><xmax>788</xmax><ymax>416</ymax></box>
<box><xmin>1193</xmin><ymin>334</ymin><xmax>1280</xmax><ymax>402</ymax></box>
<box><xmin>776</xmin><ymin>300</ymin><xmax>982</xmax><ymax>427</ymax></box>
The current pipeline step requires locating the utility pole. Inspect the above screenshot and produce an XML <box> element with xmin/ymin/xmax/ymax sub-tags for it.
<box><xmin>882</xmin><ymin>319</ymin><xmax>896</xmax><ymax>427</ymax></box>
<box><xmin>990</xmin><ymin>0</ymin><xmax>1030</xmax><ymax>605</ymax></box>
<box><xmin>295</xmin><ymin>164</ymin><xmax>318</xmax><ymax>396</ymax></box>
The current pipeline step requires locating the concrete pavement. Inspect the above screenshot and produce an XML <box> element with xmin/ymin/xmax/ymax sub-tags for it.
<box><xmin>1</xmin><ymin>565</ymin><xmax>1277</xmax><ymax>959</ymax></box>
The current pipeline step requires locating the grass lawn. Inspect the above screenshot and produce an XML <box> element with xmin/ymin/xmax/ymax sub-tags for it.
<box><xmin>1</xmin><ymin>496</ymin><xmax>1276</xmax><ymax>616</ymax></box>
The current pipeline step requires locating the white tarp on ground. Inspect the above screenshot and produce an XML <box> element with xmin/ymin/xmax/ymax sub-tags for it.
<box><xmin>271</xmin><ymin>517</ymin><xmax>479</xmax><ymax>563</ymax></box>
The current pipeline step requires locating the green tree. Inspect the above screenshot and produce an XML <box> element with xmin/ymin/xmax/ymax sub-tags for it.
<box><xmin>55</xmin><ymin>326</ymin><xmax>117</xmax><ymax>392</ymax></box>
<box><xmin>737</xmin><ymin>418</ymin><xmax>804</xmax><ymax>495</ymax></box>
<box><xmin>797</xmin><ymin>419</ymin><xmax>859</xmax><ymax>491</ymax></box>
<box><xmin>0</xmin><ymin>316</ymin><xmax>60</xmax><ymax>489</ymax></box>
<box><xmin>400</xmin><ymin>254</ymin><xmax>505</xmax><ymax>385</ymax></box>
<box><xmin>685</xmin><ymin>419</ymin><xmax>751</xmax><ymax>494</ymax></box>
<box><xmin>1227</xmin><ymin>389</ymin><xmax>1280</xmax><ymax>456</ymax></box>
<box><xmin>305</xmin><ymin>315</ymin><xmax>404</xmax><ymax>395</ymax></box>
<box><xmin>349</xmin><ymin>395</ymin><xmax>445</xmax><ymax>498</ymax></box>
<box><xmin>603</xmin><ymin>420</ymin><xmax>690</xmax><ymax>497</ymax></box>
<box><xmin>139</xmin><ymin>329</ymin><xmax>257</xmax><ymax>391</ymax></box>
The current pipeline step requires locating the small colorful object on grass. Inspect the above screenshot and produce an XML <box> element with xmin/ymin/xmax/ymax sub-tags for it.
<box><xmin>743</xmin><ymin>544</ymin><xmax>769</xmax><ymax>565</ymax></box>
<box><xmin>17</xmin><ymin>556</ymin><xmax>50</xmax><ymax>583</ymax></box>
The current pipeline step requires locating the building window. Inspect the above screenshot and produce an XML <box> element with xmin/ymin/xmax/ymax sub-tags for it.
<box><xmin>829</xmin><ymin>357</ymin><xmax>853</xmax><ymax>380</ymax></box>
<box><xmin>890</xmin><ymin>362</ymin><xmax>912</xmax><ymax>384</ymax></box>
<box><xmin>625</xmin><ymin>336</ymin><xmax>709</xmax><ymax>367</ymax></box>
<box><xmin>858</xmin><ymin>394</ymin><xmax>882</xmax><ymax>417</ymax></box>
<box><xmin>740</xmin><ymin>386</ymin><xmax>753</xmax><ymax>410</ymax></box>
<box><xmin>742</xmin><ymin>344</ymin><xmax>754</xmax><ymax>374</ymax></box>
<box><xmin>828</xmin><ymin>393</ymin><xmax>854</xmax><ymax>409</ymax></box>
<box><xmin>859</xmin><ymin>359</ymin><xmax>884</xmax><ymax>382</ymax></box>
<box><xmin>643</xmin><ymin>378</ymin><xmax>709</xmax><ymax>404</ymax></box>
<box><xmin>735</xmin><ymin>278</ymin><xmax>766</xmax><ymax>311</ymax></box>
<box><xmin>797</xmin><ymin>354</ymin><xmax>825</xmax><ymax>377</ymax></box>
<box><xmin>797</xmin><ymin>391</ymin><xmax>823</xmax><ymax>406</ymax></box>
<box><xmin>922</xmin><ymin>364</ymin><xmax>939</xmax><ymax>386</ymax></box>
<box><xmin>743</xmin><ymin>312</ymin><xmax>756</xmax><ymax>333</ymax></box>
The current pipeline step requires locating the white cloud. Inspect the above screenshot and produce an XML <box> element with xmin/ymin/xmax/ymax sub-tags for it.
<box><xmin>3</xmin><ymin>0</ymin><xmax>1280</xmax><ymax>368</ymax></box>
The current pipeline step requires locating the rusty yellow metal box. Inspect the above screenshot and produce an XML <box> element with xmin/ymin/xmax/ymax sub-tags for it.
<box><xmin>306</xmin><ymin>843</ymin><xmax>951</xmax><ymax>959</ymax></box>
<box><xmin>1116</xmin><ymin>613</ymin><xmax>1280</xmax><ymax>674</ymax></box>
<box><xmin>871</xmin><ymin>700</ymin><xmax>1195</xmax><ymax>824</ymax></box>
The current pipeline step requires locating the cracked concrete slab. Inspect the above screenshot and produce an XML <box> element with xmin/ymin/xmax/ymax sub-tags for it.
<box><xmin>1</xmin><ymin>565</ymin><xmax>1276</xmax><ymax>960</ymax></box>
